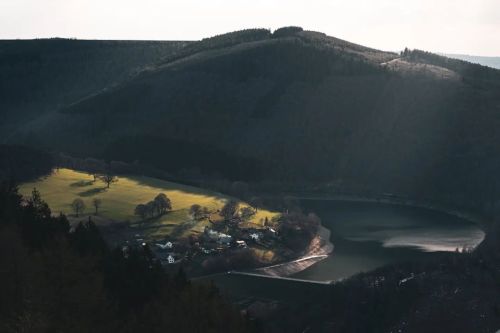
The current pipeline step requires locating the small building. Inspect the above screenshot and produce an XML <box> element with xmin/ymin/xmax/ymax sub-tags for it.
<box><xmin>206</xmin><ymin>229</ymin><xmax>220</xmax><ymax>241</ymax></box>
<box><xmin>121</xmin><ymin>245</ymin><xmax>130</xmax><ymax>258</ymax></box>
<box><xmin>167</xmin><ymin>254</ymin><xmax>175</xmax><ymax>264</ymax></box>
<box><xmin>236</xmin><ymin>240</ymin><xmax>247</xmax><ymax>248</ymax></box>
<box><xmin>155</xmin><ymin>241</ymin><xmax>173</xmax><ymax>250</ymax></box>
<box><xmin>218</xmin><ymin>234</ymin><xmax>233</xmax><ymax>245</ymax></box>
<box><xmin>250</xmin><ymin>233</ymin><xmax>260</xmax><ymax>241</ymax></box>
<box><xmin>264</xmin><ymin>227</ymin><xmax>278</xmax><ymax>239</ymax></box>
<box><xmin>204</xmin><ymin>227</ymin><xmax>232</xmax><ymax>245</ymax></box>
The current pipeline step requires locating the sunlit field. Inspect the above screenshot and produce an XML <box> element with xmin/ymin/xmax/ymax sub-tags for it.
<box><xmin>19</xmin><ymin>168</ymin><xmax>278</xmax><ymax>237</ymax></box>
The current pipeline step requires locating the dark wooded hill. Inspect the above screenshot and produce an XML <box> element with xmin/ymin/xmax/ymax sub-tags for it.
<box><xmin>0</xmin><ymin>38</ymin><xmax>188</xmax><ymax>140</ymax></box>
<box><xmin>5</xmin><ymin>28</ymin><xmax>500</xmax><ymax>213</ymax></box>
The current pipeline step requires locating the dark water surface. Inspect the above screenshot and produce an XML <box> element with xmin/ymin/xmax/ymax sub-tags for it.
<box><xmin>292</xmin><ymin>200</ymin><xmax>485</xmax><ymax>282</ymax></box>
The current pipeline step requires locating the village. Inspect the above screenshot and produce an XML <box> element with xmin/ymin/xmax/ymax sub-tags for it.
<box><xmin>118</xmin><ymin>199</ymin><xmax>289</xmax><ymax>273</ymax></box>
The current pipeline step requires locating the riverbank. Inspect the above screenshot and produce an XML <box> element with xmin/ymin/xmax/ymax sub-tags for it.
<box><xmin>250</xmin><ymin>224</ymin><xmax>334</xmax><ymax>278</ymax></box>
<box><xmin>246</xmin><ymin>194</ymin><xmax>486</xmax><ymax>281</ymax></box>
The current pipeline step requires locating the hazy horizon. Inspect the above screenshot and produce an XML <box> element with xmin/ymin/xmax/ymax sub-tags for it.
<box><xmin>1</xmin><ymin>0</ymin><xmax>500</xmax><ymax>57</ymax></box>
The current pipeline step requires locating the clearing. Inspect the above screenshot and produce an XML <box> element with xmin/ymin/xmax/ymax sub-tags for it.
<box><xmin>19</xmin><ymin>168</ymin><xmax>278</xmax><ymax>239</ymax></box>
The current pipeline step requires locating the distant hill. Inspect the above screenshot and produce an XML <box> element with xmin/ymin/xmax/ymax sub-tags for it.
<box><xmin>3</xmin><ymin>29</ymin><xmax>500</xmax><ymax>214</ymax></box>
<box><xmin>444</xmin><ymin>53</ymin><xmax>500</xmax><ymax>69</ymax></box>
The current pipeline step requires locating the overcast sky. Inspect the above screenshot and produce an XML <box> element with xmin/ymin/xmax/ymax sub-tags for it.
<box><xmin>1</xmin><ymin>0</ymin><xmax>499</xmax><ymax>56</ymax></box>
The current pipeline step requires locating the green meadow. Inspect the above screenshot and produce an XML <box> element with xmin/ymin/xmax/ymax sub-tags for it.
<box><xmin>19</xmin><ymin>168</ymin><xmax>278</xmax><ymax>238</ymax></box>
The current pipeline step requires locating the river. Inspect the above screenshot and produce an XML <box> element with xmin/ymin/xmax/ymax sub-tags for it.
<box><xmin>197</xmin><ymin>200</ymin><xmax>485</xmax><ymax>300</ymax></box>
<box><xmin>291</xmin><ymin>200</ymin><xmax>485</xmax><ymax>281</ymax></box>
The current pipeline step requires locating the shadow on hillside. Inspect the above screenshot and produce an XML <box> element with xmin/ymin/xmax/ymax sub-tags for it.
<box><xmin>132</xmin><ymin>176</ymin><xmax>227</xmax><ymax>198</ymax></box>
<box><xmin>170</xmin><ymin>219</ymin><xmax>198</xmax><ymax>239</ymax></box>
<box><xmin>130</xmin><ymin>212</ymin><xmax>172</xmax><ymax>227</ymax></box>
<box><xmin>78</xmin><ymin>187</ymin><xmax>106</xmax><ymax>197</ymax></box>
<box><xmin>70</xmin><ymin>180</ymin><xmax>94</xmax><ymax>187</ymax></box>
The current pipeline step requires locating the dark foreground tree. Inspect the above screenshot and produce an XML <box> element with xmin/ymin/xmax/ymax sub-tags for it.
<box><xmin>0</xmin><ymin>185</ymin><xmax>251</xmax><ymax>333</ymax></box>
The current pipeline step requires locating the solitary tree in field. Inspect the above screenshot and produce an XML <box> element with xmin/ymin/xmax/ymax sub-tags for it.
<box><xmin>92</xmin><ymin>198</ymin><xmax>102</xmax><ymax>215</ymax></box>
<box><xmin>71</xmin><ymin>198</ymin><xmax>86</xmax><ymax>217</ymax></box>
<box><xmin>154</xmin><ymin>193</ymin><xmax>172</xmax><ymax>215</ymax></box>
<box><xmin>220</xmin><ymin>200</ymin><xmax>239</xmax><ymax>221</ymax></box>
<box><xmin>134</xmin><ymin>204</ymin><xmax>148</xmax><ymax>220</ymax></box>
<box><xmin>99</xmin><ymin>173</ymin><xmax>118</xmax><ymax>188</ymax></box>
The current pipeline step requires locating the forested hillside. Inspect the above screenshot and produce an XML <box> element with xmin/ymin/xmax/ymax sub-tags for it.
<box><xmin>0</xmin><ymin>38</ymin><xmax>188</xmax><ymax>140</ymax></box>
<box><xmin>0</xmin><ymin>144</ymin><xmax>53</xmax><ymax>182</ymax></box>
<box><xmin>4</xmin><ymin>28</ymin><xmax>500</xmax><ymax>215</ymax></box>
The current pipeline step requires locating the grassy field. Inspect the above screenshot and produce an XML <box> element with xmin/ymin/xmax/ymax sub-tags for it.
<box><xmin>19</xmin><ymin>168</ymin><xmax>278</xmax><ymax>239</ymax></box>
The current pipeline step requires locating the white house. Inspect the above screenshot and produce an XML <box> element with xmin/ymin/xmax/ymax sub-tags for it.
<box><xmin>206</xmin><ymin>229</ymin><xmax>220</xmax><ymax>241</ymax></box>
<box><xmin>218</xmin><ymin>234</ymin><xmax>233</xmax><ymax>245</ymax></box>
<box><xmin>156</xmin><ymin>241</ymin><xmax>173</xmax><ymax>250</ymax></box>
<box><xmin>167</xmin><ymin>254</ymin><xmax>175</xmax><ymax>264</ymax></box>
<box><xmin>205</xmin><ymin>228</ymin><xmax>232</xmax><ymax>244</ymax></box>
<box><xmin>250</xmin><ymin>233</ymin><xmax>260</xmax><ymax>241</ymax></box>
<box><xmin>236</xmin><ymin>240</ymin><xmax>247</xmax><ymax>248</ymax></box>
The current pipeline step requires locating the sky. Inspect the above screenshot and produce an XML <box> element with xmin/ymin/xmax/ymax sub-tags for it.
<box><xmin>1</xmin><ymin>0</ymin><xmax>499</xmax><ymax>56</ymax></box>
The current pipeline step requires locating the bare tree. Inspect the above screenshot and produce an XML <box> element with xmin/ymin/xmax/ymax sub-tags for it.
<box><xmin>71</xmin><ymin>198</ymin><xmax>86</xmax><ymax>217</ymax></box>
<box><xmin>99</xmin><ymin>173</ymin><xmax>118</xmax><ymax>188</ymax></box>
<box><xmin>92</xmin><ymin>198</ymin><xmax>102</xmax><ymax>215</ymax></box>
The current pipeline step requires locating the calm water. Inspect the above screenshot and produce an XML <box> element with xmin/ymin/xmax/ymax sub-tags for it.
<box><xmin>291</xmin><ymin>200</ymin><xmax>485</xmax><ymax>282</ymax></box>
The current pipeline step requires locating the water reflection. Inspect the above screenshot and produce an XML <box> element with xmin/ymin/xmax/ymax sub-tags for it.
<box><xmin>292</xmin><ymin>200</ymin><xmax>485</xmax><ymax>281</ymax></box>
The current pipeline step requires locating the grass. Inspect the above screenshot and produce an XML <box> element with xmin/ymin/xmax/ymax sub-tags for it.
<box><xmin>19</xmin><ymin>168</ymin><xmax>279</xmax><ymax>239</ymax></box>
